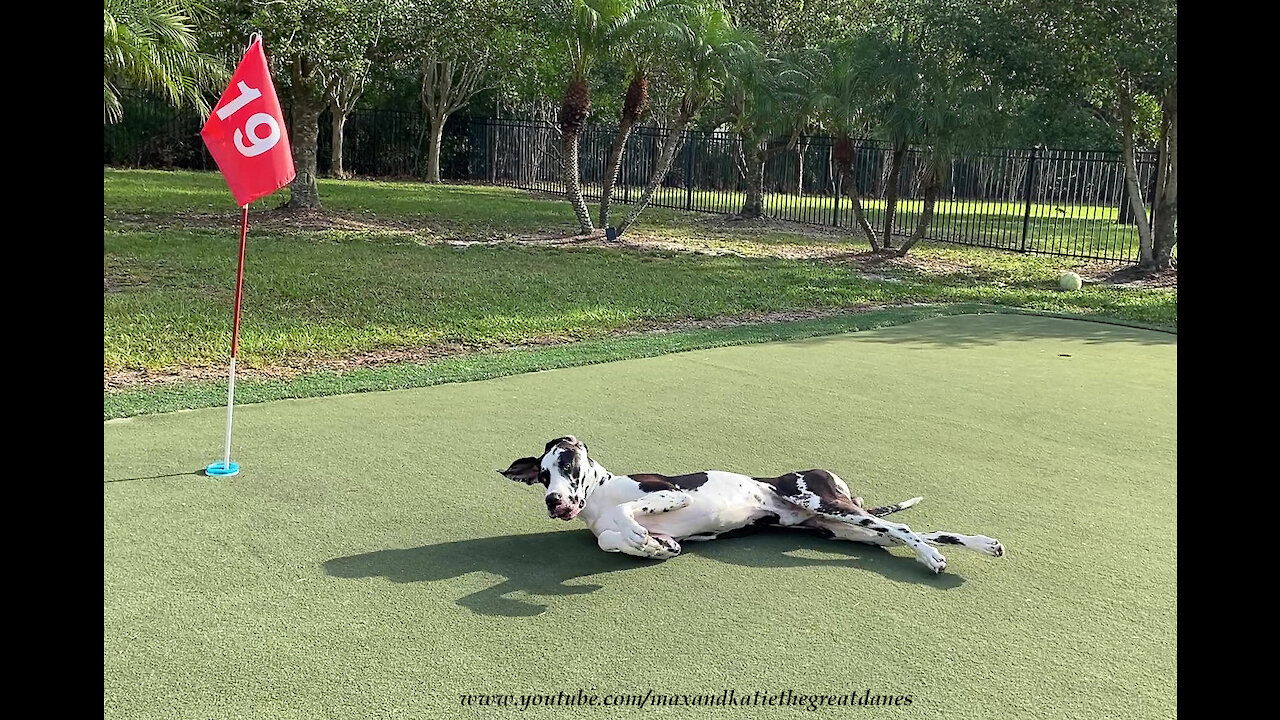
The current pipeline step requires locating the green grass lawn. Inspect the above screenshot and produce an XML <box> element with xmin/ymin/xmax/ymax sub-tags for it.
<box><xmin>103</xmin><ymin>314</ymin><xmax>1178</xmax><ymax>720</ymax></box>
<box><xmin>104</xmin><ymin>169</ymin><xmax>1177</xmax><ymax>384</ymax></box>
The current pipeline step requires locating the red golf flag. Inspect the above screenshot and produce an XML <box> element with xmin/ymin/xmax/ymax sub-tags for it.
<box><xmin>201</xmin><ymin>37</ymin><xmax>295</xmax><ymax>206</ymax></box>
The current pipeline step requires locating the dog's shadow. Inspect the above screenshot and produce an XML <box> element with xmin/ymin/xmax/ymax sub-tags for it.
<box><xmin>323</xmin><ymin>528</ymin><xmax>964</xmax><ymax>617</ymax></box>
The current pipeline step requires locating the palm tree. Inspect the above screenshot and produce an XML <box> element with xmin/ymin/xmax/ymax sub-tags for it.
<box><xmin>615</xmin><ymin>3</ymin><xmax>750</xmax><ymax>235</ymax></box>
<box><xmin>597</xmin><ymin>0</ymin><xmax>691</xmax><ymax>230</ymax></box>
<box><xmin>556</xmin><ymin>0</ymin><xmax>674</xmax><ymax>234</ymax></box>
<box><xmin>819</xmin><ymin>25</ymin><xmax>1000</xmax><ymax>256</ymax></box>
<box><xmin>868</xmin><ymin>34</ymin><xmax>1002</xmax><ymax>256</ymax></box>
<box><xmin>720</xmin><ymin>44</ymin><xmax>807</xmax><ymax>220</ymax></box>
<box><xmin>806</xmin><ymin>40</ymin><xmax>881</xmax><ymax>248</ymax></box>
<box><xmin>103</xmin><ymin>0</ymin><xmax>226</xmax><ymax>123</ymax></box>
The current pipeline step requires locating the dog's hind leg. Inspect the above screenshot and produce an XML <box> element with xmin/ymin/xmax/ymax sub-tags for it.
<box><xmin>917</xmin><ymin>532</ymin><xmax>1004</xmax><ymax>557</ymax></box>
<box><xmin>771</xmin><ymin>470</ymin><xmax>947</xmax><ymax>572</ymax></box>
<box><xmin>813</xmin><ymin>520</ymin><xmax>1003</xmax><ymax>557</ymax></box>
<box><xmin>806</xmin><ymin>518</ymin><xmax>893</xmax><ymax>546</ymax></box>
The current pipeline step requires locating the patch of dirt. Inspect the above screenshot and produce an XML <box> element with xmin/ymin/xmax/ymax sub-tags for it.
<box><xmin>1091</xmin><ymin>264</ymin><xmax>1178</xmax><ymax>288</ymax></box>
<box><xmin>103</xmin><ymin>303</ymin><xmax>919</xmax><ymax>392</ymax></box>
<box><xmin>108</xmin><ymin>207</ymin><xmax>437</xmax><ymax>237</ymax></box>
<box><xmin>104</xmin><ymin>254</ymin><xmax>154</xmax><ymax>291</ymax></box>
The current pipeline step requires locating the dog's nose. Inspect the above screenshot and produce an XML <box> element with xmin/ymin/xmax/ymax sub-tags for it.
<box><xmin>546</xmin><ymin>493</ymin><xmax>564</xmax><ymax>509</ymax></box>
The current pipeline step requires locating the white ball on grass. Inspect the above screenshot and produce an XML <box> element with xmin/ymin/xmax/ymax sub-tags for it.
<box><xmin>1058</xmin><ymin>272</ymin><xmax>1083</xmax><ymax>291</ymax></box>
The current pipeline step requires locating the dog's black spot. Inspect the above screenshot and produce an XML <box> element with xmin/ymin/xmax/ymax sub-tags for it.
<box><xmin>636</xmin><ymin>477</ymin><xmax>676</xmax><ymax>493</ymax></box>
<box><xmin>858</xmin><ymin>518</ymin><xmax>876</xmax><ymax>527</ymax></box>
<box><xmin>932</xmin><ymin>534</ymin><xmax>962</xmax><ymax>545</ymax></box>
<box><xmin>760</xmin><ymin>469</ymin><xmax>846</xmax><ymax>497</ymax></box>
<box><xmin>632</xmin><ymin>472</ymin><xmax>709</xmax><ymax>492</ymax></box>
<box><xmin>544</xmin><ymin>436</ymin><xmax>580</xmax><ymax>453</ymax></box>
<box><xmin>537</xmin><ymin>469</ymin><xmax>550</xmax><ymax>487</ymax></box>
<box><xmin>670</xmin><ymin>473</ymin><xmax>710</xmax><ymax>490</ymax></box>
<box><xmin>758</xmin><ymin>473</ymin><xmax>802</xmax><ymax>497</ymax></box>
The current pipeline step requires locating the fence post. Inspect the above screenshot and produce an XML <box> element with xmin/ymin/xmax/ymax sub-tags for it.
<box><xmin>684</xmin><ymin>131</ymin><xmax>695</xmax><ymax>211</ymax></box>
<box><xmin>1020</xmin><ymin>145</ymin><xmax>1039</xmax><ymax>253</ymax></box>
<box><xmin>487</xmin><ymin>120</ymin><xmax>498</xmax><ymax>185</ymax></box>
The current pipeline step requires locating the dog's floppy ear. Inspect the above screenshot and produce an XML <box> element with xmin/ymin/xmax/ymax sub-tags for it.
<box><xmin>499</xmin><ymin>456</ymin><xmax>542</xmax><ymax>484</ymax></box>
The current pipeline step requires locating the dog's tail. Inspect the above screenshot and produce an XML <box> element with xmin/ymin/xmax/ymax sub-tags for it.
<box><xmin>869</xmin><ymin>496</ymin><xmax>923</xmax><ymax>517</ymax></box>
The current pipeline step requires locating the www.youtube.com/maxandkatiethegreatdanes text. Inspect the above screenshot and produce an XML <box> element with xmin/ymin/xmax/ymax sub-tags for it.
<box><xmin>460</xmin><ymin>689</ymin><xmax>915</xmax><ymax>712</ymax></box>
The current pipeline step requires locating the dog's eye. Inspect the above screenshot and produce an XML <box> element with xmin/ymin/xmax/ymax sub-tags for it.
<box><xmin>556</xmin><ymin>451</ymin><xmax>581</xmax><ymax>480</ymax></box>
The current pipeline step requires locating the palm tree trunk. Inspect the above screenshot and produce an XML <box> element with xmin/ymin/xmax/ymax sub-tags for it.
<box><xmin>834</xmin><ymin>136</ymin><xmax>878</xmax><ymax>249</ymax></box>
<box><xmin>599</xmin><ymin>119</ymin><xmax>635</xmax><ymax>228</ymax></box>
<box><xmin>562</xmin><ymin>129</ymin><xmax>594</xmax><ymax>234</ymax></box>
<box><xmin>896</xmin><ymin>162</ymin><xmax>941</xmax><ymax>256</ymax></box>
<box><xmin>558</xmin><ymin>77</ymin><xmax>594</xmax><ymax>234</ymax></box>
<box><xmin>600</xmin><ymin>70</ymin><xmax>648</xmax><ymax>229</ymax></box>
<box><xmin>849</xmin><ymin>191</ymin><xmax>878</xmax><ymax>248</ymax></box>
<box><xmin>617</xmin><ymin>123</ymin><xmax>686</xmax><ymax>235</ymax></box>
<box><xmin>881</xmin><ymin>139</ymin><xmax>907</xmax><ymax>248</ymax></box>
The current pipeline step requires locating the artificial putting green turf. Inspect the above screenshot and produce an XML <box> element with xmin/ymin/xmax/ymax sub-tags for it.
<box><xmin>103</xmin><ymin>314</ymin><xmax>1177</xmax><ymax>719</ymax></box>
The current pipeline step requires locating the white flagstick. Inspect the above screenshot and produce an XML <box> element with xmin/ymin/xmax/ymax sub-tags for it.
<box><xmin>222</xmin><ymin>356</ymin><xmax>237</xmax><ymax>467</ymax></box>
<box><xmin>207</xmin><ymin>205</ymin><xmax>250</xmax><ymax>477</ymax></box>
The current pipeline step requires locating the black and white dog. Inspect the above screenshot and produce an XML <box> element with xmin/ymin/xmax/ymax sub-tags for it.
<box><xmin>501</xmin><ymin>436</ymin><xmax>1004</xmax><ymax>573</ymax></box>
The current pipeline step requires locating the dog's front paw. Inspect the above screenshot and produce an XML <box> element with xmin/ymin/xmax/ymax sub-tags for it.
<box><xmin>917</xmin><ymin>545</ymin><xmax>947</xmax><ymax>573</ymax></box>
<box><xmin>975</xmin><ymin>536</ymin><xmax>1004</xmax><ymax>558</ymax></box>
<box><xmin>622</xmin><ymin>525</ymin><xmax>665</xmax><ymax>556</ymax></box>
<box><xmin>625</xmin><ymin>525</ymin><xmax>650</xmax><ymax>547</ymax></box>
<box><xmin>648</xmin><ymin>533</ymin><xmax>682</xmax><ymax>559</ymax></box>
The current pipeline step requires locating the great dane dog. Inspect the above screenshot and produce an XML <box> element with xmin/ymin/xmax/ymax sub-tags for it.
<box><xmin>501</xmin><ymin>436</ymin><xmax>1004</xmax><ymax>573</ymax></box>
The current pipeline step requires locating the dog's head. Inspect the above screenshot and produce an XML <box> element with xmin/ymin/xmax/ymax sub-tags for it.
<box><xmin>499</xmin><ymin>436</ymin><xmax>594</xmax><ymax>521</ymax></box>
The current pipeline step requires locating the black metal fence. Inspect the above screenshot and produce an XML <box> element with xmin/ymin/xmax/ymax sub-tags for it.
<box><xmin>104</xmin><ymin>96</ymin><xmax>1156</xmax><ymax>263</ymax></box>
<box><xmin>103</xmin><ymin>93</ymin><xmax>474</xmax><ymax>179</ymax></box>
<box><xmin>468</xmin><ymin>118</ymin><xmax>1158</xmax><ymax>263</ymax></box>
